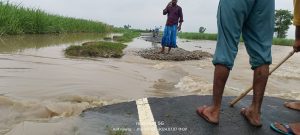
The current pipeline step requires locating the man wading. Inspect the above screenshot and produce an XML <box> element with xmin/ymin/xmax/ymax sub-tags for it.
<box><xmin>160</xmin><ymin>0</ymin><xmax>183</xmax><ymax>54</ymax></box>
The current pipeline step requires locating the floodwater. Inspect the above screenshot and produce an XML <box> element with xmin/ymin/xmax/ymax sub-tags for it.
<box><xmin>0</xmin><ymin>34</ymin><xmax>300</xmax><ymax>135</ymax></box>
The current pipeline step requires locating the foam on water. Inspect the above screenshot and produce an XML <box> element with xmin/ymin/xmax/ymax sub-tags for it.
<box><xmin>272</xmin><ymin>64</ymin><xmax>300</xmax><ymax>80</ymax></box>
<box><xmin>175</xmin><ymin>75</ymin><xmax>241</xmax><ymax>96</ymax></box>
<box><xmin>175</xmin><ymin>75</ymin><xmax>212</xmax><ymax>94</ymax></box>
<box><xmin>1</xmin><ymin>34</ymin><xmax>300</xmax><ymax>134</ymax></box>
<box><xmin>152</xmin><ymin>62</ymin><xmax>175</xmax><ymax>70</ymax></box>
<box><xmin>0</xmin><ymin>95</ymin><xmax>118</xmax><ymax>135</ymax></box>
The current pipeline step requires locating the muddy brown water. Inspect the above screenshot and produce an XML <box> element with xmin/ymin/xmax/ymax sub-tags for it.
<box><xmin>0</xmin><ymin>34</ymin><xmax>300</xmax><ymax>134</ymax></box>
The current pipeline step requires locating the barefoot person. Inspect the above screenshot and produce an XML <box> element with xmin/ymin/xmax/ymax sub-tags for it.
<box><xmin>196</xmin><ymin>0</ymin><xmax>275</xmax><ymax>127</ymax></box>
<box><xmin>160</xmin><ymin>0</ymin><xmax>183</xmax><ymax>54</ymax></box>
<box><xmin>270</xmin><ymin>0</ymin><xmax>300</xmax><ymax>134</ymax></box>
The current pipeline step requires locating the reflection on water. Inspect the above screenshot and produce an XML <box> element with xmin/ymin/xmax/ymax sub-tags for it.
<box><xmin>0</xmin><ymin>34</ymin><xmax>300</xmax><ymax>134</ymax></box>
<box><xmin>0</xmin><ymin>33</ymin><xmax>106</xmax><ymax>53</ymax></box>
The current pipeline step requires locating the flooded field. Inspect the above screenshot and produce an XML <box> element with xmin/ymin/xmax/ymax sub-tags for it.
<box><xmin>0</xmin><ymin>34</ymin><xmax>300</xmax><ymax>134</ymax></box>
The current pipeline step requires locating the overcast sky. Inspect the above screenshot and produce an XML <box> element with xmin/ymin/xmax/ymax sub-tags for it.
<box><xmin>6</xmin><ymin>0</ymin><xmax>296</xmax><ymax>38</ymax></box>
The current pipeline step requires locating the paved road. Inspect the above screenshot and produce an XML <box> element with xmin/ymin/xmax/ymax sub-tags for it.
<box><xmin>81</xmin><ymin>95</ymin><xmax>300</xmax><ymax>135</ymax></box>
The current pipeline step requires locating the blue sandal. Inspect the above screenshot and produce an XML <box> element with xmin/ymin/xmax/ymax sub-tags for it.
<box><xmin>270</xmin><ymin>123</ymin><xmax>295</xmax><ymax>135</ymax></box>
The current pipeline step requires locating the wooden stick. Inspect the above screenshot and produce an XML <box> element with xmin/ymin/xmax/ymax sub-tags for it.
<box><xmin>229</xmin><ymin>50</ymin><xmax>296</xmax><ymax>107</ymax></box>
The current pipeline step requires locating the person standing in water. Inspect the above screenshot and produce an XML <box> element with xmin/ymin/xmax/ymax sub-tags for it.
<box><xmin>160</xmin><ymin>0</ymin><xmax>183</xmax><ymax>54</ymax></box>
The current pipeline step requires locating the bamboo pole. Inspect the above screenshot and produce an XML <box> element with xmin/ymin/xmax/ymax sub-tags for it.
<box><xmin>229</xmin><ymin>50</ymin><xmax>296</xmax><ymax>107</ymax></box>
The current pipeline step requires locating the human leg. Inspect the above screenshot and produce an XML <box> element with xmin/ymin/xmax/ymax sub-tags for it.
<box><xmin>164</xmin><ymin>25</ymin><xmax>177</xmax><ymax>54</ymax></box>
<box><xmin>161</xmin><ymin>26</ymin><xmax>172</xmax><ymax>53</ymax></box>
<box><xmin>197</xmin><ymin>0</ymin><xmax>249</xmax><ymax>124</ymax></box>
<box><xmin>197</xmin><ymin>65</ymin><xmax>230</xmax><ymax>124</ymax></box>
<box><xmin>241</xmin><ymin>0</ymin><xmax>275</xmax><ymax>126</ymax></box>
<box><xmin>241</xmin><ymin>65</ymin><xmax>269</xmax><ymax>127</ymax></box>
<box><xmin>167</xmin><ymin>47</ymin><xmax>171</xmax><ymax>54</ymax></box>
<box><xmin>160</xmin><ymin>46</ymin><xmax>165</xmax><ymax>54</ymax></box>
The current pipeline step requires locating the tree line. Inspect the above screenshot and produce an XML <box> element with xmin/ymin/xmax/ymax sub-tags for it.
<box><xmin>198</xmin><ymin>9</ymin><xmax>293</xmax><ymax>39</ymax></box>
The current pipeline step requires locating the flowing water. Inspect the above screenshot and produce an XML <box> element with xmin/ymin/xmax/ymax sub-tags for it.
<box><xmin>0</xmin><ymin>34</ymin><xmax>300</xmax><ymax>135</ymax></box>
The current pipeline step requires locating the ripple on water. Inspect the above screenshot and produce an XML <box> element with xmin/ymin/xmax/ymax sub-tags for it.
<box><xmin>175</xmin><ymin>75</ymin><xmax>242</xmax><ymax>96</ymax></box>
<box><xmin>0</xmin><ymin>95</ymin><xmax>119</xmax><ymax>135</ymax></box>
<box><xmin>272</xmin><ymin>65</ymin><xmax>300</xmax><ymax>80</ymax></box>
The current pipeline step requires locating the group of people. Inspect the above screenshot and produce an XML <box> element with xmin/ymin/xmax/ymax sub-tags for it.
<box><xmin>161</xmin><ymin>0</ymin><xmax>300</xmax><ymax>134</ymax></box>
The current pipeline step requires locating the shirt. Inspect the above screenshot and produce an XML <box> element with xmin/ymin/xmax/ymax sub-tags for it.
<box><xmin>163</xmin><ymin>5</ymin><xmax>184</xmax><ymax>26</ymax></box>
<box><xmin>294</xmin><ymin>0</ymin><xmax>300</xmax><ymax>26</ymax></box>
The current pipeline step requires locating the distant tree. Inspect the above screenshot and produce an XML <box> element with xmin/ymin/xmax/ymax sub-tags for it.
<box><xmin>275</xmin><ymin>9</ymin><xmax>293</xmax><ymax>38</ymax></box>
<box><xmin>199</xmin><ymin>27</ymin><xmax>206</xmax><ymax>33</ymax></box>
<box><xmin>124</xmin><ymin>24</ymin><xmax>131</xmax><ymax>29</ymax></box>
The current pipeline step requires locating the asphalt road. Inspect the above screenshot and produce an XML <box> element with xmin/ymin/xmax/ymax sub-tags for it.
<box><xmin>81</xmin><ymin>95</ymin><xmax>300</xmax><ymax>135</ymax></box>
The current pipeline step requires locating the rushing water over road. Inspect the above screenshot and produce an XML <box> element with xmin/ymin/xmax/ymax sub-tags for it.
<box><xmin>0</xmin><ymin>34</ymin><xmax>300</xmax><ymax>134</ymax></box>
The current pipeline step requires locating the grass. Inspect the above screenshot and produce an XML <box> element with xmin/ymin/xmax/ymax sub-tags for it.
<box><xmin>178</xmin><ymin>32</ymin><xmax>295</xmax><ymax>46</ymax></box>
<box><xmin>0</xmin><ymin>1</ymin><xmax>112</xmax><ymax>35</ymax></box>
<box><xmin>112</xmin><ymin>28</ymin><xmax>142</xmax><ymax>43</ymax></box>
<box><xmin>112</xmin><ymin>31</ymin><xmax>140</xmax><ymax>43</ymax></box>
<box><xmin>272</xmin><ymin>38</ymin><xmax>294</xmax><ymax>46</ymax></box>
<box><xmin>65</xmin><ymin>41</ymin><xmax>127</xmax><ymax>58</ymax></box>
<box><xmin>64</xmin><ymin>29</ymin><xmax>142</xmax><ymax>58</ymax></box>
<box><xmin>178</xmin><ymin>32</ymin><xmax>217</xmax><ymax>41</ymax></box>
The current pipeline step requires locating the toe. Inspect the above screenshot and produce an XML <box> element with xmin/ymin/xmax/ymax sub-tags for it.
<box><xmin>240</xmin><ymin>108</ymin><xmax>247</xmax><ymax>114</ymax></box>
<box><xmin>197</xmin><ymin>105</ymin><xmax>207</xmax><ymax>113</ymax></box>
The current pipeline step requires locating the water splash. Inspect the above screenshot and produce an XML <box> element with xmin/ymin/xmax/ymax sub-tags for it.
<box><xmin>175</xmin><ymin>75</ymin><xmax>242</xmax><ymax>96</ymax></box>
<box><xmin>152</xmin><ymin>62</ymin><xmax>175</xmax><ymax>70</ymax></box>
<box><xmin>175</xmin><ymin>75</ymin><xmax>212</xmax><ymax>94</ymax></box>
<box><xmin>0</xmin><ymin>95</ymin><xmax>117</xmax><ymax>135</ymax></box>
<box><xmin>272</xmin><ymin>65</ymin><xmax>300</xmax><ymax>80</ymax></box>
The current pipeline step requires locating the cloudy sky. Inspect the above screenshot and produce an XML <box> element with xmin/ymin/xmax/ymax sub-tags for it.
<box><xmin>6</xmin><ymin>0</ymin><xmax>295</xmax><ymax>38</ymax></box>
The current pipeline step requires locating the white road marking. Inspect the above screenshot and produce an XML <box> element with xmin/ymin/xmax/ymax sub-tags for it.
<box><xmin>136</xmin><ymin>98</ymin><xmax>160</xmax><ymax>135</ymax></box>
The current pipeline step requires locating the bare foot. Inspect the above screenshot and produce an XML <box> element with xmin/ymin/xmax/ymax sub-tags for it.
<box><xmin>284</xmin><ymin>102</ymin><xmax>300</xmax><ymax>111</ymax></box>
<box><xmin>272</xmin><ymin>122</ymin><xmax>300</xmax><ymax>134</ymax></box>
<box><xmin>196</xmin><ymin>105</ymin><xmax>219</xmax><ymax>124</ymax></box>
<box><xmin>240</xmin><ymin>108</ymin><xmax>262</xmax><ymax>127</ymax></box>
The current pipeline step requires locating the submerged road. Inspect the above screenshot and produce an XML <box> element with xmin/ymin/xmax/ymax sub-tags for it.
<box><xmin>81</xmin><ymin>95</ymin><xmax>300</xmax><ymax>135</ymax></box>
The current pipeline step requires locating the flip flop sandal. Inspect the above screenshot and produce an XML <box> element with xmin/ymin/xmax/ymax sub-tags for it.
<box><xmin>270</xmin><ymin>123</ymin><xmax>295</xmax><ymax>135</ymax></box>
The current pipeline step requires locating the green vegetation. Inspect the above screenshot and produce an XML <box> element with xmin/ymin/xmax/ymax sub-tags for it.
<box><xmin>0</xmin><ymin>1</ymin><xmax>112</xmax><ymax>35</ymax></box>
<box><xmin>113</xmin><ymin>31</ymin><xmax>140</xmax><ymax>43</ymax></box>
<box><xmin>275</xmin><ymin>9</ymin><xmax>293</xmax><ymax>38</ymax></box>
<box><xmin>65</xmin><ymin>41</ymin><xmax>127</xmax><ymax>58</ymax></box>
<box><xmin>178</xmin><ymin>32</ymin><xmax>217</xmax><ymax>41</ymax></box>
<box><xmin>111</xmin><ymin>27</ymin><xmax>143</xmax><ymax>43</ymax></box>
<box><xmin>63</xmin><ymin>28</ymin><xmax>144</xmax><ymax>58</ymax></box>
<box><xmin>113</xmin><ymin>27</ymin><xmax>145</xmax><ymax>33</ymax></box>
<box><xmin>178</xmin><ymin>32</ymin><xmax>295</xmax><ymax>46</ymax></box>
<box><xmin>63</xmin><ymin>29</ymin><xmax>142</xmax><ymax>58</ymax></box>
<box><xmin>272</xmin><ymin>38</ymin><xmax>294</xmax><ymax>46</ymax></box>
